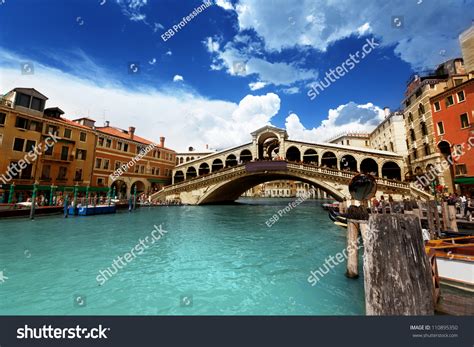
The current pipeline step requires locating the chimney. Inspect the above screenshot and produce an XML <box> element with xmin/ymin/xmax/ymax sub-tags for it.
<box><xmin>128</xmin><ymin>126</ymin><xmax>135</xmax><ymax>139</ymax></box>
<box><xmin>160</xmin><ymin>136</ymin><xmax>165</xmax><ymax>147</ymax></box>
<box><xmin>384</xmin><ymin>107</ymin><xmax>390</xmax><ymax>118</ymax></box>
<box><xmin>105</xmin><ymin>120</ymin><xmax>110</xmax><ymax>127</ymax></box>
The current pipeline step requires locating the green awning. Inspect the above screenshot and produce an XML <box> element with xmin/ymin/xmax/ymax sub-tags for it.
<box><xmin>454</xmin><ymin>177</ymin><xmax>474</xmax><ymax>184</ymax></box>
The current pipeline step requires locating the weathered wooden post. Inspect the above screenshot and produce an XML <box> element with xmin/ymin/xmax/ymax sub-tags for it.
<box><xmin>361</xmin><ymin>214</ymin><xmax>435</xmax><ymax>315</ymax></box>
<box><xmin>346</xmin><ymin>174</ymin><xmax>375</xmax><ymax>279</ymax></box>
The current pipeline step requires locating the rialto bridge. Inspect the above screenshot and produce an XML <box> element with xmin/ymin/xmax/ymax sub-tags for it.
<box><xmin>150</xmin><ymin>126</ymin><xmax>431</xmax><ymax>204</ymax></box>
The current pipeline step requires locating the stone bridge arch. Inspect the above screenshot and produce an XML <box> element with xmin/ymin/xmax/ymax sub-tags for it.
<box><xmin>197</xmin><ymin>172</ymin><xmax>348</xmax><ymax>204</ymax></box>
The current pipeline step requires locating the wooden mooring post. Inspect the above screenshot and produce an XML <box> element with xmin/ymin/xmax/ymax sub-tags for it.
<box><xmin>361</xmin><ymin>214</ymin><xmax>435</xmax><ymax>315</ymax></box>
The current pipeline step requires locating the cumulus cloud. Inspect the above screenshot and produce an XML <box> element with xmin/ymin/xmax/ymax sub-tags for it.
<box><xmin>115</xmin><ymin>0</ymin><xmax>148</xmax><ymax>22</ymax></box>
<box><xmin>173</xmin><ymin>74</ymin><xmax>184</xmax><ymax>82</ymax></box>
<box><xmin>203</xmin><ymin>36</ymin><xmax>317</xmax><ymax>86</ymax></box>
<box><xmin>0</xmin><ymin>48</ymin><xmax>281</xmax><ymax>151</ymax></box>
<box><xmin>231</xmin><ymin>0</ymin><xmax>473</xmax><ymax>69</ymax></box>
<box><xmin>285</xmin><ymin>102</ymin><xmax>385</xmax><ymax>142</ymax></box>
<box><xmin>216</xmin><ymin>0</ymin><xmax>234</xmax><ymax>11</ymax></box>
<box><xmin>248</xmin><ymin>81</ymin><xmax>266</xmax><ymax>90</ymax></box>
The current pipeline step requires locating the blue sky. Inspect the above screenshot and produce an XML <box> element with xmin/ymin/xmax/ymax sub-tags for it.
<box><xmin>0</xmin><ymin>0</ymin><xmax>473</xmax><ymax>150</ymax></box>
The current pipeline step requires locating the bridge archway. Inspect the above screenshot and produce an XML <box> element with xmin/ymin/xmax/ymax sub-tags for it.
<box><xmin>257</xmin><ymin>131</ymin><xmax>280</xmax><ymax>160</ymax></box>
<box><xmin>240</xmin><ymin>149</ymin><xmax>252</xmax><ymax>163</ymax></box>
<box><xmin>381</xmin><ymin>161</ymin><xmax>401</xmax><ymax>180</ymax></box>
<box><xmin>198</xmin><ymin>172</ymin><xmax>347</xmax><ymax>204</ymax></box>
<box><xmin>199</xmin><ymin>163</ymin><xmax>210</xmax><ymax>176</ymax></box>
<box><xmin>186</xmin><ymin>167</ymin><xmax>197</xmax><ymax>180</ymax></box>
<box><xmin>174</xmin><ymin>170</ymin><xmax>184</xmax><ymax>183</ymax></box>
<box><xmin>321</xmin><ymin>151</ymin><xmax>337</xmax><ymax>169</ymax></box>
<box><xmin>286</xmin><ymin>146</ymin><xmax>301</xmax><ymax>162</ymax></box>
<box><xmin>225</xmin><ymin>154</ymin><xmax>238</xmax><ymax>167</ymax></box>
<box><xmin>360</xmin><ymin>158</ymin><xmax>379</xmax><ymax>176</ymax></box>
<box><xmin>303</xmin><ymin>149</ymin><xmax>318</xmax><ymax>164</ymax></box>
<box><xmin>212</xmin><ymin>159</ymin><xmax>224</xmax><ymax>172</ymax></box>
<box><xmin>340</xmin><ymin>155</ymin><xmax>357</xmax><ymax>172</ymax></box>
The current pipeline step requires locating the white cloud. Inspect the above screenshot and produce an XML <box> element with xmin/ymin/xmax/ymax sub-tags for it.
<box><xmin>173</xmin><ymin>74</ymin><xmax>184</xmax><ymax>82</ymax></box>
<box><xmin>115</xmin><ymin>0</ymin><xmax>148</xmax><ymax>22</ymax></box>
<box><xmin>282</xmin><ymin>86</ymin><xmax>299</xmax><ymax>95</ymax></box>
<box><xmin>203</xmin><ymin>36</ymin><xmax>317</xmax><ymax>86</ymax></box>
<box><xmin>285</xmin><ymin>102</ymin><xmax>385</xmax><ymax>142</ymax></box>
<box><xmin>0</xmin><ymin>48</ymin><xmax>281</xmax><ymax>151</ymax></box>
<box><xmin>165</xmin><ymin>50</ymin><xmax>173</xmax><ymax>56</ymax></box>
<box><xmin>248</xmin><ymin>81</ymin><xmax>266</xmax><ymax>90</ymax></box>
<box><xmin>216</xmin><ymin>0</ymin><xmax>234</xmax><ymax>11</ymax></box>
<box><xmin>231</xmin><ymin>0</ymin><xmax>473</xmax><ymax>69</ymax></box>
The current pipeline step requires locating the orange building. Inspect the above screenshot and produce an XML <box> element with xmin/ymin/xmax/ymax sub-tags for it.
<box><xmin>430</xmin><ymin>77</ymin><xmax>474</xmax><ymax>195</ymax></box>
<box><xmin>81</xmin><ymin>120</ymin><xmax>175</xmax><ymax>199</ymax></box>
<box><xmin>0</xmin><ymin>88</ymin><xmax>98</xmax><ymax>203</ymax></box>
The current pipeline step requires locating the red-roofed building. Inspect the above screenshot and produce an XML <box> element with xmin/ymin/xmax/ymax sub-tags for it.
<box><xmin>88</xmin><ymin>121</ymin><xmax>176</xmax><ymax>198</ymax></box>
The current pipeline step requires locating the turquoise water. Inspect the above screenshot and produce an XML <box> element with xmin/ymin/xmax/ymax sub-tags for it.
<box><xmin>0</xmin><ymin>198</ymin><xmax>365</xmax><ymax>315</ymax></box>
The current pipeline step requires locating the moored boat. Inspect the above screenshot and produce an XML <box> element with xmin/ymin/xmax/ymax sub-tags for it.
<box><xmin>425</xmin><ymin>236</ymin><xmax>474</xmax><ymax>292</ymax></box>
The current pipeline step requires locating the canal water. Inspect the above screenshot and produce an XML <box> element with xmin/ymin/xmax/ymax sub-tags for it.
<box><xmin>0</xmin><ymin>198</ymin><xmax>365</xmax><ymax>315</ymax></box>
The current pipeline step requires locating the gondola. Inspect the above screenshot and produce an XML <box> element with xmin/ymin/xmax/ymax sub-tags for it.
<box><xmin>328</xmin><ymin>207</ymin><xmax>348</xmax><ymax>228</ymax></box>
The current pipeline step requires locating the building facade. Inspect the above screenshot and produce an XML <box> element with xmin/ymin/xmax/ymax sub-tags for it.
<box><xmin>0</xmin><ymin>87</ymin><xmax>176</xmax><ymax>203</ymax></box>
<box><xmin>430</xmin><ymin>77</ymin><xmax>474</xmax><ymax>195</ymax></box>
<box><xmin>401</xmin><ymin>59</ymin><xmax>468</xmax><ymax>190</ymax></box>
<box><xmin>89</xmin><ymin>121</ymin><xmax>176</xmax><ymax>198</ymax></box>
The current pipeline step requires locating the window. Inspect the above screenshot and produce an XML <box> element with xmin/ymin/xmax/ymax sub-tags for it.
<box><xmin>20</xmin><ymin>163</ymin><xmax>33</xmax><ymax>179</ymax></box>
<box><xmin>64</xmin><ymin>128</ymin><xmax>72</xmax><ymax>138</ymax></box>
<box><xmin>76</xmin><ymin>149</ymin><xmax>87</xmax><ymax>160</ymax></box>
<box><xmin>140</xmin><ymin>165</ymin><xmax>144</xmax><ymax>174</ymax></box>
<box><xmin>460</xmin><ymin>113</ymin><xmax>469</xmax><ymax>128</ymax></box>
<box><xmin>457</xmin><ymin>90</ymin><xmax>465</xmax><ymax>102</ymax></box>
<box><xmin>30</xmin><ymin>97</ymin><xmax>44</xmax><ymax>111</ymax></box>
<box><xmin>60</xmin><ymin>146</ymin><xmax>69</xmax><ymax>161</ymax></box>
<box><xmin>151</xmin><ymin>168</ymin><xmax>155</xmax><ymax>175</ymax></box>
<box><xmin>45</xmin><ymin>124</ymin><xmax>58</xmax><ymax>135</ymax></box>
<box><xmin>16</xmin><ymin>93</ymin><xmax>31</xmax><ymax>108</ymax></box>
<box><xmin>97</xmin><ymin>178</ymin><xmax>105</xmax><ymax>186</ymax></box>
<box><xmin>74</xmin><ymin>169</ymin><xmax>82</xmax><ymax>181</ymax></box>
<box><xmin>405</xmin><ymin>98</ymin><xmax>411</xmax><ymax>107</ymax></box>
<box><xmin>57</xmin><ymin>167</ymin><xmax>67</xmax><ymax>180</ymax></box>
<box><xmin>424</xmin><ymin>144</ymin><xmax>431</xmax><ymax>156</ymax></box>
<box><xmin>346</xmin><ymin>140</ymin><xmax>350</xmax><ymax>145</ymax></box>
<box><xmin>117</xmin><ymin>142</ymin><xmax>122</xmax><ymax>150</ymax></box>
<box><xmin>79</xmin><ymin>132</ymin><xmax>87</xmax><ymax>142</ymax></box>
<box><xmin>455</xmin><ymin>164</ymin><xmax>467</xmax><ymax>175</ymax></box>
<box><xmin>41</xmin><ymin>165</ymin><xmax>51</xmax><ymax>180</ymax></box>
<box><xmin>420</xmin><ymin>122</ymin><xmax>428</xmax><ymax>136</ymax></box>
<box><xmin>15</xmin><ymin>116</ymin><xmax>28</xmax><ymax>129</ymax></box>
<box><xmin>95</xmin><ymin>158</ymin><xmax>102</xmax><ymax>169</ymax></box>
<box><xmin>103</xmin><ymin>159</ymin><xmax>110</xmax><ymax>170</ymax></box>
<box><xmin>418</xmin><ymin>103</ymin><xmax>425</xmax><ymax>115</ymax></box>
<box><xmin>410</xmin><ymin>129</ymin><xmax>416</xmax><ymax>142</ymax></box>
<box><xmin>445</xmin><ymin>95</ymin><xmax>454</xmax><ymax>107</ymax></box>
<box><xmin>413</xmin><ymin>149</ymin><xmax>418</xmax><ymax>160</ymax></box>
<box><xmin>390</xmin><ymin>142</ymin><xmax>394</xmax><ymax>151</ymax></box>
<box><xmin>45</xmin><ymin>143</ymin><xmax>53</xmax><ymax>156</ymax></box>
<box><xmin>25</xmin><ymin>140</ymin><xmax>36</xmax><ymax>152</ymax></box>
<box><xmin>0</xmin><ymin>112</ymin><xmax>6</xmax><ymax>125</ymax></box>
<box><xmin>115</xmin><ymin>161</ymin><xmax>122</xmax><ymax>170</ymax></box>
<box><xmin>408</xmin><ymin>112</ymin><xmax>413</xmax><ymax>123</ymax></box>
<box><xmin>123</xmin><ymin>143</ymin><xmax>129</xmax><ymax>152</ymax></box>
<box><xmin>13</xmin><ymin>138</ymin><xmax>25</xmax><ymax>151</ymax></box>
<box><xmin>98</xmin><ymin>137</ymin><xmax>104</xmax><ymax>146</ymax></box>
<box><xmin>415</xmin><ymin>89</ymin><xmax>422</xmax><ymax>98</ymax></box>
<box><xmin>434</xmin><ymin>101</ymin><xmax>441</xmax><ymax>112</ymax></box>
<box><xmin>437</xmin><ymin>122</ymin><xmax>445</xmax><ymax>135</ymax></box>
<box><xmin>454</xmin><ymin>79</ymin><xmax>463</xmax><ymax>86</ymax></box>
<box><xmin>105</xmin><ymin>139</ymin><xmax>111</xmax><ymax>148</ymax></box>
<box><xmin>134</xmin><ymin>165</ymin><xmax>140</xmax><ymax>173</ymax></box>
<box><xmin>29</xmin><ymin>121</ymin><xmax>41</xmax><ymax>132</ymax></box>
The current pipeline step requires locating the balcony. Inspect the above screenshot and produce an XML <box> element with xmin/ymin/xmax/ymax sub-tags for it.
<box><xmin>0</xmin><ymin>97</ymin><xmax>13</xmax><ymax>108</ymax></box>
<box><xmin>43</xmin><ymin>153</ymin><xmax>74</xmax><ymax>162</ymax></box>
